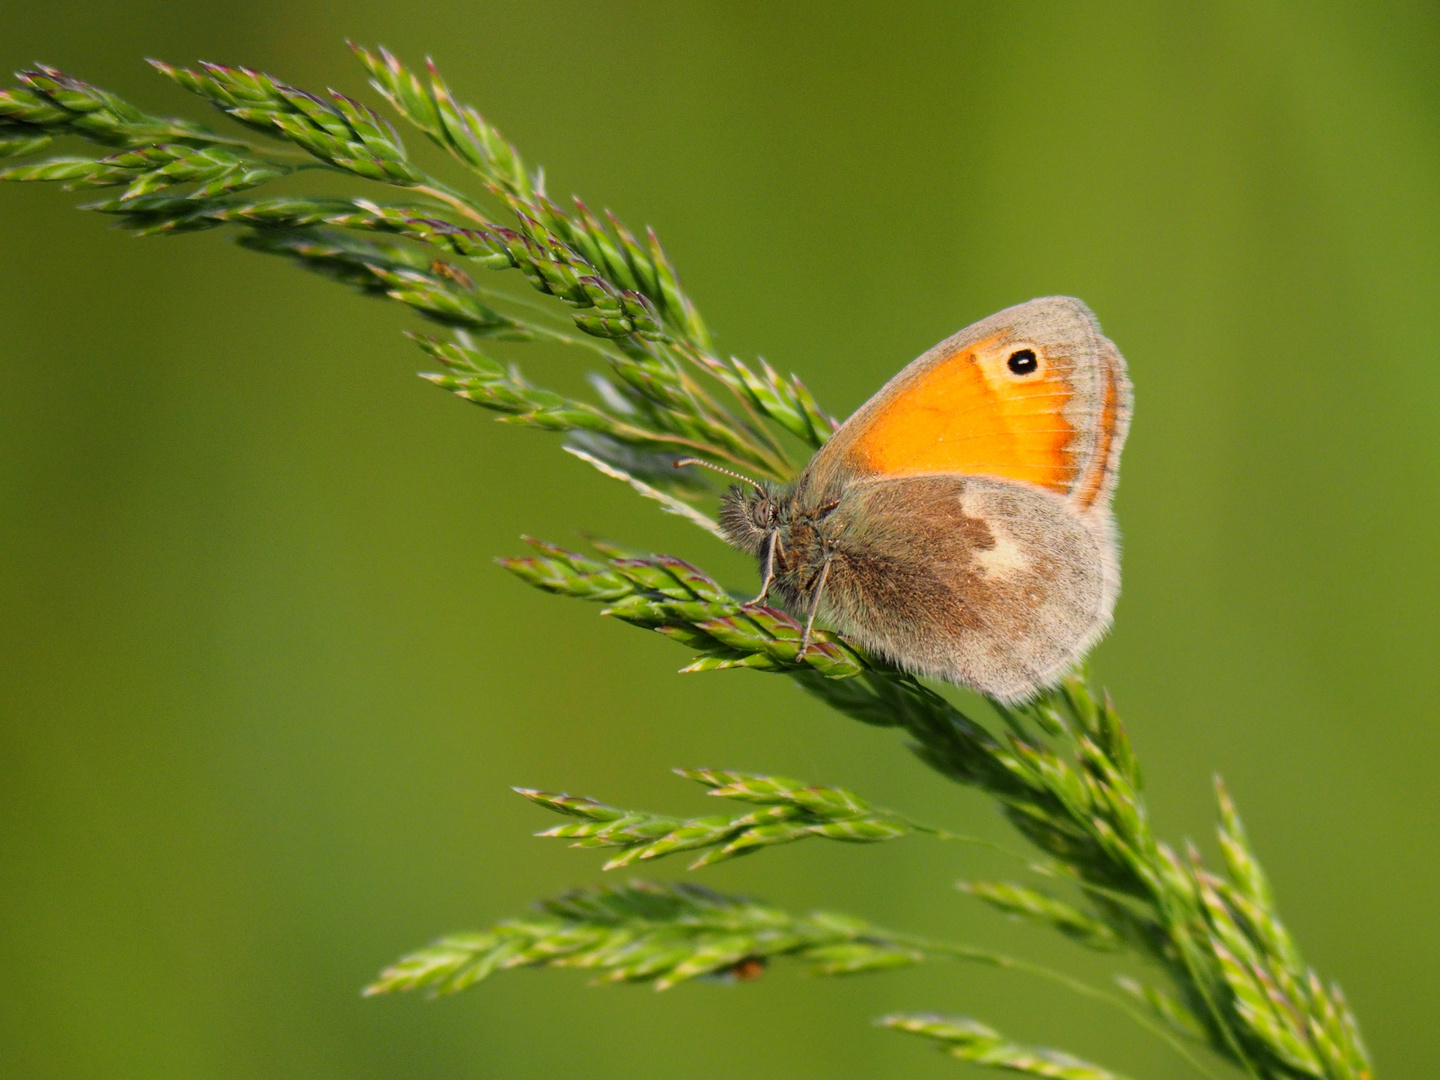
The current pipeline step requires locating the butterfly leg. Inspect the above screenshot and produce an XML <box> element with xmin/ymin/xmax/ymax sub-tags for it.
<box><xmin>747</xmin><ymin>529</ymin><xmax>781</xmax><ymax>606</ymax></box>
<box><xmin>799</xmin><ymin>555</ymin><xmax>832</xmax><ymax>657</ymax></box>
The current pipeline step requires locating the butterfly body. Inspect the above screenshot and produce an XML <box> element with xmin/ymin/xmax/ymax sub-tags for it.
<box><xmin>717</xmin><ymin>297</ymin><xmax>1131</xmax><ymax>703</ymax></box>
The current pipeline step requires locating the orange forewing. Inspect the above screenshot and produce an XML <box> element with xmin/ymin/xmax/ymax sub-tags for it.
<box><xmin>847</xmin><ymin>334</ymin><xmax>1079</xmax><ymax>493</ymax></box>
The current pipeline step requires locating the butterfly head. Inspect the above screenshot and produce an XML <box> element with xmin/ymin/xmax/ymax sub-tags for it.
<box><xmin>718</xmin><ymin>483</ymin><xmax>782</xmax><ymax>556</ymax></box>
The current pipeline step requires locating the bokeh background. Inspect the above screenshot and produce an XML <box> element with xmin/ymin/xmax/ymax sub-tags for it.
<box><xmin>3</xmin><ymin>3</ymin><xmax>1438</xmax><ymax>1078</ymax></box>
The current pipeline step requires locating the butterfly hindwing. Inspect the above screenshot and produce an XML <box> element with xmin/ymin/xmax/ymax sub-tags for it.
<box><xmin>817</xmin><ymin>474</ymin><xmax>1114</xmax><ymax>701</ymax></box>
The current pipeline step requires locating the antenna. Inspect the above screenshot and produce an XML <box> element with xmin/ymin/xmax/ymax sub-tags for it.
<box><xmin>674</xmin><ymin>458</ymin><xmax>765</xmax><ymax>493</ymax></box>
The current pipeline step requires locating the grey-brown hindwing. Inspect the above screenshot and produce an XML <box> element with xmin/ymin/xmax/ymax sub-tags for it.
<box><xmin>818</xmin><ymin>475</ymin><xmax>1111</xmax><ymax>702</ymax></box>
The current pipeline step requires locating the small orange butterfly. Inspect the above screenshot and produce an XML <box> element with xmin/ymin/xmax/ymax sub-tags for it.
<box><xmin>712</xmin><ymin>297</ymin><xmax>1132</xmax><ymax>703</ymax></box>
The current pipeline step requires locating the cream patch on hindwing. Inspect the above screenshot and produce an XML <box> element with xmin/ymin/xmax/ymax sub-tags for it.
<box><xmin>959</xmin><ymin>488</ymin><xmax>1031</xmax><ymax>581</ymax></box>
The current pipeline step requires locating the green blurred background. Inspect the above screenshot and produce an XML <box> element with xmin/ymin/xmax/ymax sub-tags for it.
<box><xmin>3</xmin><ymin>2</ymin><xmax>1438</xmax><ymax>1078</ymax></box>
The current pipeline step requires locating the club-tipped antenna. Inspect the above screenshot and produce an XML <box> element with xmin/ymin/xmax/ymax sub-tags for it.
<box><xmin>674</xmin><ymin>457</ymin><xmax>765</xmax><ymax>493</ymax></box>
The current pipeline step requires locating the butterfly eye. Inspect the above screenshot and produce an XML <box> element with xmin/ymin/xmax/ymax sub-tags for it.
<box><xmin>1007</xmin><ymin>348</ymin><xmax>1039</xmax><ymax>375</ymax></box>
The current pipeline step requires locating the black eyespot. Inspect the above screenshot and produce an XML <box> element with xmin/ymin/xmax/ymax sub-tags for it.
<box><xmin>1007</xmin><ymin>348</ymin><xmax>1038</xmax><ymax>375</ymax></box>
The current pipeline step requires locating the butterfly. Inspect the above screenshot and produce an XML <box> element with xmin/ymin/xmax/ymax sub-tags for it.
<box><xmin>708</xmin><ymin>296</ymin><xmax>1132</xmax><ymax>704</ymax></box>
